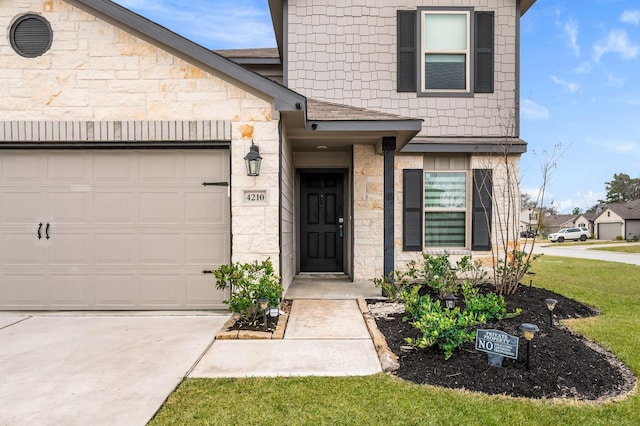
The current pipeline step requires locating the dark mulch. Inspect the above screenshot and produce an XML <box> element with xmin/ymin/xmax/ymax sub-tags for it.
<box><xmin>373</xmin><ymin>285</ymin><xmax>636</xmax><ymax>400</ymax></box>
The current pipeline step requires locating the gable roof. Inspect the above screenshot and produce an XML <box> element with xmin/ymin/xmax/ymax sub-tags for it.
<box><xmin>601</xmin><ymin>199</ymin><xmax>640</xmax><ymax>220</ymax></box>
<box><xmin>69</xmin><ymin>0</ymin><xmax>304</xmax><ymax>112</ymax></box>
<box><xmin>544</xmin><ymin>214</ymin><xmax>576</xmax><ymax>228</ymax></box>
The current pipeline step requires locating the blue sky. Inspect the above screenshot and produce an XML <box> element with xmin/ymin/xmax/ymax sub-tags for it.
<box><xmin>114</xmin><ymin>0</ymin><xmax>640</xmax><ymax>213</ymax></box>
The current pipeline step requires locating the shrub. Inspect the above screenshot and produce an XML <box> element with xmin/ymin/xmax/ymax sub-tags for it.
<box><xmin>405</xmin><ymin>253</ymin><xmax>459</xmax><ymax>297</ymax></box>
<box><xmin>403</xmin><ymin>294</ymin><xmax>478</xmax><ymax>360</ymax></box>
<box><xmin>212</xmin><ymin>258</ymin><xmax>283</xmax><ymax>323</ymax></box>
<box><xmin>373</xmin><ymin>270</ymin><xmax>413</xmax><ymax>302</ymax></box>
<box><xmin>461</xmin><ymin>282</ymin><xmax>521</xmax><ymax>323</ymax></box>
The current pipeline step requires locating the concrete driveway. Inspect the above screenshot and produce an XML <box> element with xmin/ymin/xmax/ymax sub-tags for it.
<box><xmin>0</xmin><ymin>313</ymin><xmax>229</xmax><ymax>426</ymax></box>
<box><xmin>532</xmin><ymin>242</ymin><xmax>640</xmax><ymax>266</ymax></box>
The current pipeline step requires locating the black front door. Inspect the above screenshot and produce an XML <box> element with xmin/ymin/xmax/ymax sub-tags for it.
<box><xmin>300</xmin><ymin>172</ymin><xmax>345</xmax><ymax>272</ymax></box>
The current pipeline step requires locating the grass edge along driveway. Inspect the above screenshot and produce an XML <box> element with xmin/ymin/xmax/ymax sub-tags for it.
<box><xmin>149</xmin><ymin>256</ymin><xmax>640</xmax><ymax>426</ymax></box>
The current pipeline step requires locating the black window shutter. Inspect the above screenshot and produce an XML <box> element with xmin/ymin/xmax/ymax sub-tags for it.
<box><xmin>472</xmin><ymin>169</ymin><xmax>492</xmax><ymax>250</ymax></box>
<box><xmin>403</xmin><ymin>169</ymin><xmax>423</xmax><ymax>250</ymax></box>
<box><xmin>474</xmin><ymin>11</ymin><xmax>494</xmax><ymax>93</ymax></box>
<box><xmin>397</xmin><ymin>10</ymin><xmax>417</xmax><ymax>92</ymax></box>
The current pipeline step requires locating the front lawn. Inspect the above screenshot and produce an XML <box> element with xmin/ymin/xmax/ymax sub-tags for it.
<box><xmin>590</xmin><ymin>244</ymin><xmax>640</xmax><ymax>254</ymax></box>
<box><xmin>149</xmin><ymin>256</ymin><xmax>640</xmax><ymax>426</ymax></box>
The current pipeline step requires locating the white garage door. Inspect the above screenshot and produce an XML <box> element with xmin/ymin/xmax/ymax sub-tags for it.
<box><xmin>598</xmin><ymin>222</ymin><xmax>621</xmax><ymax>241</ymax></box>
<box><xmin>0</xmin><ymin>149</ymin><xmax>230</xmax><ymax>310</ymax></box>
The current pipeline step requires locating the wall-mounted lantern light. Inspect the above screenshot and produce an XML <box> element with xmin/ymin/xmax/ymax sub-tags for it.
<box><xmin>244</xmin><ymin>141</ymin><xmax>262</xmax><ymax>176</ymax></box>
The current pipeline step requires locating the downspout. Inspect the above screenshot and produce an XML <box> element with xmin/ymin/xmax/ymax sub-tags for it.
<box><xmin>382</xmin><ymin>136</ymin><xmax>397</xmax><ymax>278</ymax></box>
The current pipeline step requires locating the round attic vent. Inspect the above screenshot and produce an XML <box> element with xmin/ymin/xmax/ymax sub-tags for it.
<box><xmin>10</xmin><ymin>14</ymin><xmax>53</xmax><ymax>58</ymax></box>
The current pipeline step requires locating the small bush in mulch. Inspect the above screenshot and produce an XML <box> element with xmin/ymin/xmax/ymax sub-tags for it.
<box><xmin>372</xmin><ymin>285</ymin><xmax>636</xmax><ymax>400</ymax></box>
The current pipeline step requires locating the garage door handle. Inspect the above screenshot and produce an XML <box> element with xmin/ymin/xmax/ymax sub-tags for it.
<box><xmin>37</xmin><ymin>223</ymin><xmax>42</xmax><ymax>240</ymax></box>
<box><xmin>45</xmin><ymin>223</ymin><xmax>50</xmax><ymax>240</ymax></box>
<box><xmin>202</xmin><ymin>182</ymin><xmax>229</xmax><ymax>187</ymax></box>
<box><xmin>202</xmin><ymin>270</ymin><xmax>213</xmax><ymax>274</ymax></box>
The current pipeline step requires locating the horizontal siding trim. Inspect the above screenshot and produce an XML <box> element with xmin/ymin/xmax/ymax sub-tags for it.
<box><xmin>0</xmin><ymin>120</ymin><xmax>232</xmax><ymax>143</ymax></box>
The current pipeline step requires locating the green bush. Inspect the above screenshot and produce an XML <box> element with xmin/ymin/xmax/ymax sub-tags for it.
<box><xmin>212</xmin><ymin>258</ymin><xmax>283</xmax><ymax>322</ymax></box>
<box><xmin>403</xmin><ymin>292</ymin><xmax>478</xmax><ymax>360</ymax></box>
<box><xmin>461</xmin><ymin>282</ymin><xmax>521</xmax><ymax>323</ymax></box>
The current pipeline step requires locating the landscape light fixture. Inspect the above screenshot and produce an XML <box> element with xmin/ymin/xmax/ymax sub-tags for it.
<box><xmin>520</xmin><ymin>323</ymin><xmax>540</xmax><ymax>371</ymax></box>
<box><xmin>526</xmin><ymin>271</ymin><xmax>536</xmax><ymax>289</ymax></box>
<box><xmin>244</xmin><ymin>141</ymin><xmax>262</xmax><ymax>176</ymax></box>
<box><xmin>443</xmin><ymin>294</ymin><xmax>457</xmax><ymax>310</ymax></box>
<box><xmin>545</xmin><ymin>298</ymin><xmax>558</xmax><ymax>327</ymax></box>
<box><xmin>258</xmin><ymin>298</ymin><xmax>269</xmax><ymax>331</ymax></box>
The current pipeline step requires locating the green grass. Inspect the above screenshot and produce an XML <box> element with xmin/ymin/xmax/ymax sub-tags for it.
<box><xmin>149</xmin><ymin>257</ymin><xmax>640</xmax><ymax>426</ymax></box>
<box><xmin>589</xmin><ymin>244</ymin><xmax>640</xmax><ymax>254</ymax></box>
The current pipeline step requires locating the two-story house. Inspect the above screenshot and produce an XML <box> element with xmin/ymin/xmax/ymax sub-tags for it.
<box><xmin>0</xmin><ymin>0</ymin><xmax>534</xmax><ymax>310</ymax></box>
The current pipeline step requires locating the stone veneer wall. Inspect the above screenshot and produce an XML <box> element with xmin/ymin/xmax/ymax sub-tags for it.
<box><xmin>352</xmin><ymin>144</ymin><xmax>383</xmax><ymax>280</ymax></box>
<box><xmin>1</xmin><ymin>0</ymin><xmax>282</xmax><ymax>270</ymax></box>
<box><xmin>286</xmin><ymin>0</ymin><xmax>518</xmax><ymax>138</ymax></box>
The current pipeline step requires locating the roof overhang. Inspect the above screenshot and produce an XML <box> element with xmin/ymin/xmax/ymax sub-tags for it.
<box><xmin>402</xmin><ymin>137</ymin><xmax>528</xmax><ymax>154</ymax></box>
<box><xmin>521</xmin><ymin>0</ymin><xmax>537</xmax><ymax>16</ymax></box>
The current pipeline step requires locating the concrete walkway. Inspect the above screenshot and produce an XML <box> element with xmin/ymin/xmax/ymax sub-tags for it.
<box><xmin>190</xmin><ymin>298</ymin><xmax>382</xmax><ymax>378</ymax></box>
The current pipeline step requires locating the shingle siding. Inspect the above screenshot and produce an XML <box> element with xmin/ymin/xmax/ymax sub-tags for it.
<box><xmin>286</xmin><ymin>0</ymin><xmax>518</xmax><ymax>138</ymax></box>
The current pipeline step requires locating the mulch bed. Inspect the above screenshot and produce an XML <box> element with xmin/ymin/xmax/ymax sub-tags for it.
<box><xmin>372</xmin><ymin>285</ymin><xmax>637</xmax><ymax>400</ymax></box>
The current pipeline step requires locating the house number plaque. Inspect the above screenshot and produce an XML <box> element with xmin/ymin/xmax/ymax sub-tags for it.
<box><xmin>244</xmin><ymin>190</ymin><xmax>267</xmax><ymax>204</ymax></box>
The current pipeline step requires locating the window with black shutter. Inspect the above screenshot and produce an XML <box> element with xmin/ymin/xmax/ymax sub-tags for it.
<box><xmin>403</xmin><ymin>169</ymin><xmax>423</xmax><ymax>250</ymax></box>
<box><xmin>472</xmin><ymin>169</ymin><xmax>493</xmax><ymax>251</ymax></box>
<box><xmin>397</xmin><ymin>9</ymin><xmax>494</xmax><ymax>95</ymax></box>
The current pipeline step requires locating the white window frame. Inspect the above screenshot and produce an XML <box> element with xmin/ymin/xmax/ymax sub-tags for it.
<box><xmin>423</xmin><ymin>170</ymin><xmax>470</xmax><ymax>248</ymax></box>
<box><xmin>420</xmin><ymin>9</ymin><xmax>471</xmax><ymax>94</ymax></box>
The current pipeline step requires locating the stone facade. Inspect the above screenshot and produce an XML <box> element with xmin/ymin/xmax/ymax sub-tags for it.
<box><xmin>1</xmin><ymin>0</ymin><xmax>282</xmax><ymax>271</ymax></box>
<box><xmin>286</xmin><ymin>0</ymin><xmax>519</xmax><ymax>137</ymax></box>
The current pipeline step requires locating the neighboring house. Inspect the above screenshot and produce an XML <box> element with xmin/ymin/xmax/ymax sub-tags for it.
<box><xmin>574</xmin><ymin>212</ymin><xmax>596</xmax><ymax>237</ymax></box>
<box><xmin>520</xmin><ymin>208</ymin><xmax>540</xmax><ymax>233</ymax></box>
<box><xmin>541</xmin><ymin>214</ymin><xmax>576</xmax><ymax>237</ymax></box>
<box><xmin>0</xmin><ymin>0</ymin><xmax>535</xmax><ymax>310</ymax></box>
<box><xmin>594</xmin><ymin>199</ymin><xmax>640</xmax><ymax>240</ymax></box>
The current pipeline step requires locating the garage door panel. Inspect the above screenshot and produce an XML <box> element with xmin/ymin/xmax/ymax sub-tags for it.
<box><xmin>2</xmin><ymin>275</ymin><xmax>47</xmax><ymax>308</ymax></box>
<box><xmin>185</xmin><ymin>192</ymin><xmax>228</xmax><ymax>224</ymax></box>
<box><xmin>1</xmin><ymin>234</ymin><xmax>45</xmax><ymax>265</ymax></box>
<box><xmin>138</xmin><ymin>155</ymin><xmax>179</xmax><ymax>182</ymax></box>
<box><xmin>1</xmin><ymin>192</ymin><xmax>42</xmax><ymax>223</ymax></box>
<box><xmin>48</xmin><ymin>192</ymin><xmax>90</xmax><ymax>224</ymax></box>
<box><xmin>49</xmin><ymin>275</ymin><xmax>92</xmax><ymax>308</ymax></box>
<box><xmin>185</xmin><ymin>233</ymin><xmax>229</xmax><ymax>264</ymax></box>
<box><xmin>95</xmin><ymin>274</ymin><xmax>139</xmax><ymax>307</ymax></box>
<box><xmin>1</xmin><ymin>153</ymin><xmax>44</xmax><ymax>182</ymax></box>
<box><xmin>95</xmin><ymin>234</ymin><xmax>138</xmax><ymax>265</ymax></box>
<box><xmin>140</xmin><ymin>233</ymin><xmax>183</xmax><ymax>264</ymax></box>
<box><xmin>48</xmin><ymin>234</ymin><xmax>93</xmax><ymax>265</ymax></box>
<box><xmin>47</xmin><ymin>153</ymin><xmax>88</xmax><ymax>183</ymax></box>
<box><xmin>1</xmin><ymin>149</ymin><xmax>230</xmax><ymax>310</ymax></box>
<box><xmin>93</xmin><ymin>192</ymin><xmax>136</xmax><ymax>224</ymax></box>
<box><xmin>139</xmin><ymin>193</ymin><xmax>181</xmax><ymax>224</ymax></box>
<box><xmin>140</xmin><ymin>275</ymin><xmax>185</xmax><ymax>306</ymax></box>
<box><xmin>186</xmin><ymin>275</ymin><xmax>226</xmax><ymax>307</ymax></box>
<box><xmin>184</xmin><ymin>152</ymin><xmax>228</xmax><ymax>183</ymax></box>
<box><xmin>93</xmin><ymin>154</ymin><xmax>134</xmax><ymax>182</ymax></box>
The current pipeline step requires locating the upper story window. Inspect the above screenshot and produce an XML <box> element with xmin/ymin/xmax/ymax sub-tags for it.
<box><xmin>421</xmin><ymin>11</ymin><xmax>470</xmax><ymax>93</ymax></box>
<box><xmin>397</xmin><ymin>8</ymin><xmax>494</xmax><ymax>96</ymax></box>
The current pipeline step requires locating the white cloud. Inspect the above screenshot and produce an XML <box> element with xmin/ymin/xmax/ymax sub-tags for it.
<box><xmin>521</xmin><ymin>99</ymin><xmax>549</xmax><ymax>121</ymax></box>
<box><xmin>564</xmin><ymin>19</ymin><xmax>580</xmax><ymax>57</ymax></box>
<box><xmin>557</xmin><ymin>190</ymin><xmax>605</xmax><ymax>213</ymax></box>
<box><xmin>597</xmin><ymin>140</ymin><xmax>637</xmax><ymax>154</ymax></box>
<box><xmin>621</xmin><ymin>10</ymin><xmax>640</xmax><ymax>25</ymax></box>
<box><xmin>593</xmin><ymin>29</ymin><xmax>640</xmax><ymax>62</ymax></box>
<box><xmin>550</xmin><ymin>76</ymin><xmax>580</xmax><ymax>93</ymax></box>
<box><xmin>606</xmin><ymin>73</ymin><xmax>626</xmax><ymax>87</ymax></box>
<box><xmin>573</xmin><ymin>61</ymin><xmax>591</xmax><ymax>74</ymax></box>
